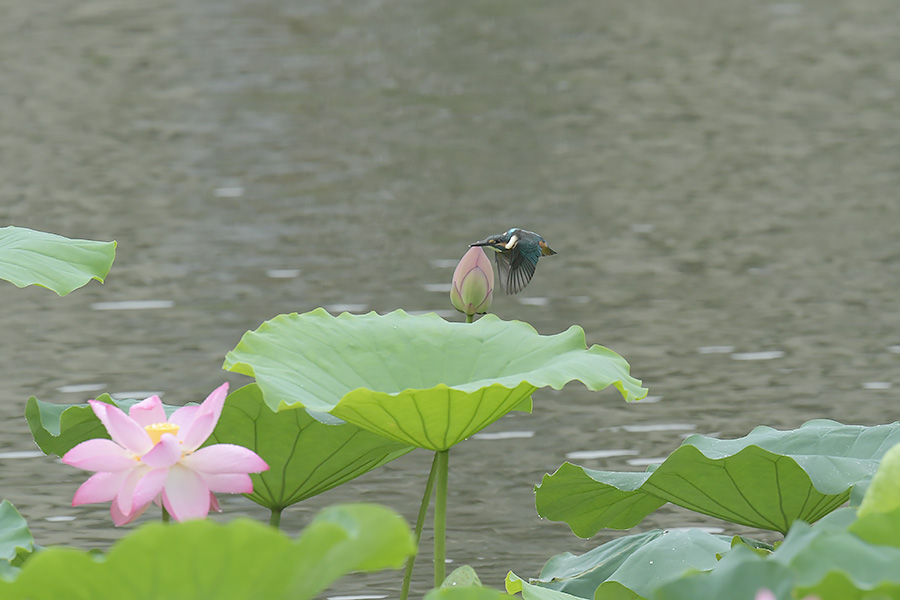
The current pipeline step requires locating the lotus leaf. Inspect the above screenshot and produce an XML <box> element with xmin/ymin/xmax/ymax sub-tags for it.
<box><xmin>0</xmin><ymin>501</ymin><xmax>32</xmax><ymax>567</ymax></box>
<box><xmin>26</xmin><ymin>395</ymin><xmax>179</xmax><ymax>457</ymax></box>
<box><xmin>0</xmin><ymin>226</ymin><xmax>115</xmax><ymax>296</ymax></box>
<box><xmin>511</xmin><ymin>528</ymin><xmax>733</xmax><ymax>600</ymax></box>
<box><xmin>655</xmin><ymin>508</ymin><xmax>900</xmax><ymax>600</ymax></box>
<box><xmin>0</xmin><ymin>503</ymin><xmax>414</xmax><ymax>600</ymax></box>
<box><xmin>537</xmin><ymin>420</ymin><xmax>900</xmax><ymax>535</ymax></box>
<box><xmin>207</xmin><ymin>383</ymin><xmax>414</xmax><ymax>511</ymax></box>
<box><xmin>224</xmin><ymin>309</ymin><xmax>646</xmax><ymax>450</ymax></box>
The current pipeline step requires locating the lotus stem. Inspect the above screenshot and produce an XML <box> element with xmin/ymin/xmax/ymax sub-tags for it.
<box><xmin>466</xmin><ymin>313</ymin><xmax>474</xmax><ymax>323</ymax></box>
<box><xmin>161</xmin><ymin>506</ymin><xmax>170</xmax><ymax>523</ymax></box>
<box><xmin>434</xmin><ymin>449</ymin><xmax>450</xmax><ymax>588</ymax></box>
<box><xmin>400</xmin><ymin>453</ymin><xmax>440</xmax><ymax>600</ymax></box>
<box><xmin>269</xmin><ymin>507</ymin><xmax>283</xmax><ymax>529</ymax></box>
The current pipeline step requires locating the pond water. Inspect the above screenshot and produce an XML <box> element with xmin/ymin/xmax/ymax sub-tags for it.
<box><xmin>2</xmin><ymin>0</ymin><xmax>899</xmax><ymax>596</ymax></box>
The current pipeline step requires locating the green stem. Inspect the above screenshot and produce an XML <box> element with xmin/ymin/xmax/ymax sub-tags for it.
<box><xmin>161</xmin><ymin>506</ymin><xmax>170</xmax><ymax>523</ymax></box>
<box><xmin>434</xmin><ymin>449</ymin><xmax>450</xmax><ymax>588</ymax></box>
<box><xmin>399</xmin><ymin>453</ymin><xmax>440</xmax><ymax>600</ymax></box>
<box><xmin>269</xmin><ymin>507</ymin><xmax>283</xmax><ymax>529</ymax></box>
<box><xmin>466</xmin><ymin>313</ymin><xmax>474</xmax><ymax>323</ymax></box>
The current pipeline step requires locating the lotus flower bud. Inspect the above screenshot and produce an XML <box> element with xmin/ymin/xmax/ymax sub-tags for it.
<box><xmin>450</xmin><ymin>247</ymin><xmax>494</xmax><ymax>316</ymax></box>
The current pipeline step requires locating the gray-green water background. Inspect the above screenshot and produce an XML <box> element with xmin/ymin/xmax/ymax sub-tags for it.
<box><xmin>2</xmin><ymin>0</ymin><xmax>899</xmax><ymax>595</ymax></box>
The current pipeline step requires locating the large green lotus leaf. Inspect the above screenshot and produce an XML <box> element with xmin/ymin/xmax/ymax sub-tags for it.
<box><xmin>26</xmin><ymin>395</ymin><xmax>182</xmax><ymax>457</ymax></box>
<box><xmin>207</xmin><ymin>384</ymin><xmax>414</xmax><ymax>510</ymax></box>
<box><xmin>537</xmin><ymin>420</ymin><xmax>900</xmax><ymax>536</ymax></box>
<box><xmin>331</xmin><ymin>381</ymin><xmax>540</xmax><ymax>450</ymax></box>
<box><xmin>224</xmin><ymin>309</ymin><xmax>646</xmax><ymax>450</ymax></box>
<box><xmin>0</xmin><ymin>503</ymin><xmax>414</xmax><ymax>600</ymax></box>
<box><xmin>517</xmin><ymin>529</ymin><xmax>731</xmax><ymax>600</ymax></box>
<box><xmin>0</xmin><ymin>226</ymin><xmax>115</xmax><ymax>296</ymax></box>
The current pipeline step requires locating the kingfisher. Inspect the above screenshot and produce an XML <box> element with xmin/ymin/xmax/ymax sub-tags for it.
<box><xmin>470</xmin><ymin>228</ymin><xmax>556</xmax><ymax>294</ymax></box>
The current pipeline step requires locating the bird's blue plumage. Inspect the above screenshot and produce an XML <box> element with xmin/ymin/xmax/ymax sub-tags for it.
<box><xmin>470</xmin><ymin>227</ymin><xmax>556</xmax><ymax>294</ymax></box>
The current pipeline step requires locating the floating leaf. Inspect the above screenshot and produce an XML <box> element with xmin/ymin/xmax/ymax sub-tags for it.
<box><xmin>0</xmin><ymin>226</ymin><xmax>115</xmax><ymax>296</ymax></box>
<box><xmin>224</xmin><ymin>309</ymin><xmax>646</xmax><ymax>450</ymax></box>
<box><xmin>207</xmin><ymin>384</ymin><xmax>413</xmax><ymax>511</ymax></box>
<box><xmin>0</xmin><ymin>503</ymin><xmax>414</xmax><ymax>600</ymax></box>
<box><xmin>537</xmin><ymin>420</ymin><xmax>900</xmax><ymax>535</ymax></box>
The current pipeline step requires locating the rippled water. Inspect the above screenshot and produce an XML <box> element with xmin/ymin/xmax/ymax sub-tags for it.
<box><xmin>2</xmin><ymin>0</ymin><xmax>900</xmax><ymax>596</ymax></box>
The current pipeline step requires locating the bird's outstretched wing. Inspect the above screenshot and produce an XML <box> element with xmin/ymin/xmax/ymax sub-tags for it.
<box><xmin>495</xmin><ymin>250</ymin><xmax>537</xmax><ymax>294</ymax></box>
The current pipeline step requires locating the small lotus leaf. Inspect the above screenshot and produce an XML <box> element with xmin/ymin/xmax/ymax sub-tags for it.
<box><xmin>0</xmin><ymin>503</ymin><xmax>415</xmax><ymax>600</ymax></box>
<box><xmin>425</xmin><ymin>588</ymin><xmax>512</xmax><ymax>600</ymax></box>
<box><xmin>441</xmin><ymin>565</ymin><xmax>483</xmax><ymax>588</ymax></box>
<box><xmin>0</xmin><ymin>501</ymin><xmax>33</xmax><ymax>567</ymax></box>
<box><xmin>207</xmin><ymin>384</ymin><xmax>414</xmax><ymax>510</ymax></box>
<box><xmin>505</xmin><ymin>572</ymin><xmax>590</xmax><ymax>600</ymax></box>
<box><xmin>537</xmin><ymin>420</ymin><xmax>900</xmax><ymax>535</ymax></box>
<box><xmin>224</xmin><ymin>309</ymin><xmax>646</xmax><ymax>450</ymax></box>
<box><xmin>0</xmin><ymin>226</ymin><xmax>115</xmax><ymax>296</ymax></box>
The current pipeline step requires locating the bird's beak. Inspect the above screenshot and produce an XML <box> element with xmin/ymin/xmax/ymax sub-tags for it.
<box><xmin>470</xmin><ymin>236</ymin><xmax>498</xmax><ymax>249</ymax></box>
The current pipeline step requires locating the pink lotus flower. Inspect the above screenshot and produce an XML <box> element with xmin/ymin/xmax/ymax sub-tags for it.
<box><xmin>450</xmin><ymin>246</ymin><xmax>494</xmax><ymax>316</ymax></box>
<box><xmin>62</xmin><ymin>383</ymin><xmax>268</xmax><ymax>526</ymax></box>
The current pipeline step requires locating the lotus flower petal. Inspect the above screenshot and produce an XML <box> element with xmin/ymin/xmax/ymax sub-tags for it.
<box><xmin>131</xmin><ymin>468</ymin><xmax>168</xmax><ymax>509</ymax></box>
<box><xmin>140</xmin><ymin>434</ymin><xmax>181</xmax><ymax>469</ymax></box>
<box><xmin>163</xmin><ymin>465</ymin><xmax>211</xmax><ymax>521</ymax></box>
<box><xmin>181</xmin><ymin>444</ymin><xmax>269</xmax><ymax>474</ymax></box>
<box><xmin>202</xmin><ymin>473</ymin><xmax>254</xmax><ymax>494</ymax></box>
<box><xmin>169</xmin><ymin>404</ymin><xmax>200</xmax><ymax>430</ymax></box>
<box><xmin>181</xmin><ymin>411</ymin><xmax>217</xmax><ymax>453</ymax></box>
<box><xmin>72</xmin><ymin>471</ymin><xmax>130</xmax><ymax>505</ymax></box>
<box><xmin>62</xmin><ymin>438</ymin><xmax>134</xmax><ymax>472</ymax></box>
<box><xmin>110</xmin><ymin>497</ymin><xmax>150</xmax><ymax>526</ymax></box>
<box><xmin>128</xmin><ymin>396</ymin><xmax>167</xmax><ymax>428</ymax></box>
<box><xmin>115</xmin><ymin>466</ymin><xmax>150</xmax><ymax>517</ymax></box>
<box><xmin>90</xmin><ymin>400</ymin><xmax>152</xmax><ymax>456</ymax></box>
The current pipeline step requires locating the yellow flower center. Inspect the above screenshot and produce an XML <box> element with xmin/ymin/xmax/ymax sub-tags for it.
<box><xmin>145</xmin><ymin>422</ymin><xmax>180</xmax><ymax>445</ymax></box>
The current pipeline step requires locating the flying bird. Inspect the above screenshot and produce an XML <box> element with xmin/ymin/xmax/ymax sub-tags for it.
<box><xmin>470</xmin><ymin>228</ymin><xmax>556</xmax><ymax>294</ymax></box>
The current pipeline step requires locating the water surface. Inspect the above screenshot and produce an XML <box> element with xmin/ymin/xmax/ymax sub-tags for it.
<box><xmin>2</xmin><ymin>0</ymin><xmax>899</xmax><ymax>595</ymax></box>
